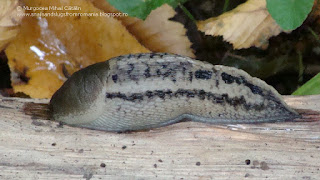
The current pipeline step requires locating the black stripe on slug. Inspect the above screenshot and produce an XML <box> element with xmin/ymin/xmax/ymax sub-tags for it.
<box><xmin>145</xmin><ymin>91</ymin><xmax>153</xmax><ymax>98</ymax></box>
<box><xmin>106</xmin><ymin>92</ymin><xmax>144</xmax><ymax>102</ymax></box>
<box><xmin>128</xmin><ymin>93</ymin><xmax>144</xmax><ymax>101</ymax></box>
<box><xmin>105</xmin><ymin>89</ymin><xmax>268</xmax><ymax>112</ymax></box>
<box><xmin>221</xmin><ymin>72</ymin><xmax>263</xmax><ymax>95</ymax></box>
<box><xmin>221</xmin><ymin>72</ymin><xmax>243</xmax><ymax>84</ymax></box>
<box><xmin>155</xmin><ymin>90</ymin><xmax>165</xmax><ymax>99</ymax></box>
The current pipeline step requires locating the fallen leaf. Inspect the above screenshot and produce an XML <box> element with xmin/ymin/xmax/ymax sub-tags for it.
<box><xmin>107</xmin><ymin>0</ymin><xmax>188</xmax><ymax>20</ymax></box>
<box><xmin>90</xmin><ymin>0</ymin><xmax>195</xmax><ymax>57</ymax></box>
<box><xmin>5</xmin><ymin>0</ymin><xmax>149</xmax><ymax>98</ymax></box>
<box><xmin>267</xmin><ymin>0</ymin><xmax>314</xmax><ymax>30</ymax></box>
<box><xmin>197</xmin><ymin>0</ymin><xmax>289</xmax><ymax>49</ymax></box>
<box><xmin>0</xmin><ymin>0</ymin><xmax>24</xmax><ymax>51</ymax></box>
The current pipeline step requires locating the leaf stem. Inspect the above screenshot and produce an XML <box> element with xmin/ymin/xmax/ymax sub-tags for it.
<box><xmin>178</xmin><ymin>3</ymin><xmax>196</xmax><ymax>23</ymax></box>
<box><xmin>307</xmin><ymin>27</ymin><xmax>320</xmax><ymax>44</ymax></box>
<box><xmin>297</xmin><ymin>51</ymin><xmax>304</xmax><ymax>84</ymax></box>
<box><xmin>223</xmin><ymin>0</ymin><xmax>230</xmax><ymax>12</ymax></box>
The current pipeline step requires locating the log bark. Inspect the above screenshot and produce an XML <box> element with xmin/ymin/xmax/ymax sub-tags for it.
<box><xmin>0</xmin><ymin>95</ymin><xmax>319</xmax><ymax>179</ymax></box>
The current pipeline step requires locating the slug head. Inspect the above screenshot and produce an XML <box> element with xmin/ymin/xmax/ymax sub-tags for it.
<box><xmin>49</xmin><ymin>61</ymin><xmax>109</xmax><ymax>124</ymax></box>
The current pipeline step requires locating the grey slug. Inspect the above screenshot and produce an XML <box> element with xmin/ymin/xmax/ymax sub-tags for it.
<box><xmin>49</xmin><ymin>53</ymin><xmax>299</xmax><ymax>132</ymax></box>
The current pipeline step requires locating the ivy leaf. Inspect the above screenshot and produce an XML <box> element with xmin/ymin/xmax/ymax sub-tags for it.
<box><xmin>292</xmin><ymin>73</ymin><xmax>320</xmax><ymax>95</ymax></box>
<box><xmin>107</xmin><ymin>0</ymin><xmax>187</xmax><ymax>20</ymax></box>
<box><xmin>266</xmin><ymin>0</ymin><xmax>314</xmax><ymax>30</ymax></box>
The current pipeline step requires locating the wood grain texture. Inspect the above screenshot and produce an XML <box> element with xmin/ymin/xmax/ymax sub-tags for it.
<box><xmin>0</xmin><ymin>95</ymin><xmax>319</xmax><ymax>179</ymax></box>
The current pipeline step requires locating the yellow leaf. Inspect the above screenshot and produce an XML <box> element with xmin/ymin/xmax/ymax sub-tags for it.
<box><xmin>5</xmin><ymin>0</ymin><xmax>150</xmax><ymax>98</ymax></box>
<box><xmin>197</xmin><ymin>0</ymin><xmax>288</xmax><ymax>49</ymax></box>
<box><xmin>89</xmin><ymin>0</ymin><xmax>194</xmax><ymax>57</ymax></box>
<box><xmin>0</xmin><ymin>0</ymin><xmax>24</xmax><ymax>51</ymax></box>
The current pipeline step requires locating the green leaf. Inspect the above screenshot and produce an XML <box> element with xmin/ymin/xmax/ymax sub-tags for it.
<box><xmin>107</xmin><ymin>0</ymin><xmax>188</xmax><ymax>20</ymax></box>
<box><xmin>266</xmin><ymin>0</ymin><xmax>314</xmax><ymax>30</ymax></box>
<box><xmin>292</xmin><ymin>73</ymin><xmax>320</xmax><ymax>95</ymax></box>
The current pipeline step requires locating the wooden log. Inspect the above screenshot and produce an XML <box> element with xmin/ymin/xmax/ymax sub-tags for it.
<box><xmin>0</xmin><ymin>95</ymin><xmax>319</xmax><ymax>179</ymax></box>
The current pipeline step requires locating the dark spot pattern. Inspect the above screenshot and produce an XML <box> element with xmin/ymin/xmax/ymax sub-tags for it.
<box><xmin>180</xmin><ymin>62</ymin><xmax>188</xmax><ymax>75</ymax></box>
<box><xmin>195</xmin><ymin>70</ymin><xmax>213</xmax><ymax>80</ymax></box>
<box><xmin>144</xmin><ymin>66</ymin><xmax>151</xmax><ymax>78</ymax></box>
<box><xmin>112</xmin><ymin>74</ymin><xmax>118</xmax><ymax>83</ymax></box>
<box><xmin>110</xmin><ymin>54</ymin><xmax>196</xmax><ymax>83</ymax></box>
<box><xmin>127</xmin><ymin>64</ymin><xmax>134</xmax><ymax>74</ymax></box>
<box><xmin>221</xmin><ymin>72</ymin><xmax>263</xmax><ymax>95</ymax></box>
<box><xmin>106</xmin><ymin>53</ymin><xmax>290</xmax><ymax>113</ymax></box>
<box><xmin>156</xmin><ymin>69</ymin><xmax>161</xmax><ymax>76</ymax></box>
<box><xmin>162</xmin><ymin>64</ymin><xmax>168</xmax><ymax>69</ymax></box>
<box><xmin>188</xmin><ymin>72</ymin><xmax>193</xmax><ymax>82</ymax></box>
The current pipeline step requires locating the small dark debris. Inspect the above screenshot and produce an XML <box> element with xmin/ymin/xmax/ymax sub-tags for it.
<box><xmin>245</xmin><ymin>173</ymin><xmax>250</xmax><ymax>177</ymax></box>
<box><xmin>57</xmin><ymin>122</ymin><xmax>64</xmax><ymax>128</ymax></box>
<box><xmin>83</xmin><ymin>173</ymin><xmax>93</xmax><ymax>180</ymax></box>
<box><xmin>196</xmin><ymin>162</ymin><xmax>201</xmax><ymax>166</ymax></box>
<box><xmin>32</xmin><ymin>120</ymin><xmax>45</xmax><ymax>126</ymax></box>
<box><xmin>51</xmin><ymin>143</ymin><xmax>56</xmax><ymax>146</ymax></box>
<box><xmin>154</xmin><ymin>164</ymin><xmax>157</xmax><ymax>168</ymax></box>
<box><xmin>260</xmin><ymin>161</ymin><xmax>270</xmax><ymax>170</ymax></box>
<box><xmin>31</xmin><ymin>116</ymin><xmax>38</xmax><ymax>120</ymax></box>
<box><xmin>0</xmin><ymin>105</ymin><xmax>13</xmax><ymax>109</ymax></box>
<box><xmin>158</xmin><ymin>159</ymin><xmax>163</xmax><ymax>163</ymax></box>
<box><xmin>245</xmin><ymin>159</ymin><xmax>251</xmax><ymax>165</ymax></box>
<box><xmin>122</xmin><ymin>145</ymin><xmax>127</xmax><ymax>150</ymax></box>
<box><xmin>251</xmin><ymin>160</ymin><xmax>259</xmax><ymax>168</ymax></box>
<box><xmin>100</xmin><ymin>163</ymin><xmax>106</xmax><ymax>168</ymax></box>
<box><xmin>78</xmin><ymin>149</ymin><xmax>84</xmax><ymax>153</ymax></box>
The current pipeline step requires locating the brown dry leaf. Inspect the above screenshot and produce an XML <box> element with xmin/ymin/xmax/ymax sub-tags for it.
<box><xmin>197</xmin><ymin>0</ymin><xmax>288</xmax><ymax>49</ymax></box>
<box><xmin>5</xmin><ymin>0</ymin><xmax>150</xmax><ymax>98</ymax></box>
<box><xmin>0</xmin><ymin>0</ymin><xmax>24</xmax><ymax>51</ymax></box>
<box><xmin>89</xmin><ymin>0</ymin><xmax>195</xmax><ymax>57</ymax></box>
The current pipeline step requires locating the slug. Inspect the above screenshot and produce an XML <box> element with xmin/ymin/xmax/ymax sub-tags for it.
<box><xmin>49</xmin><ymin>53</ymin><xmax>299</xmax><ymax>132</ymax></box>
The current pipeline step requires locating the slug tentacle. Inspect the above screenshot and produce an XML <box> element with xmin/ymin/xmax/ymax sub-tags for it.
<box><xmin>49</xmin><ymin>53</ymin><xmax>299</xmax><ymax>132</ymax></box>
